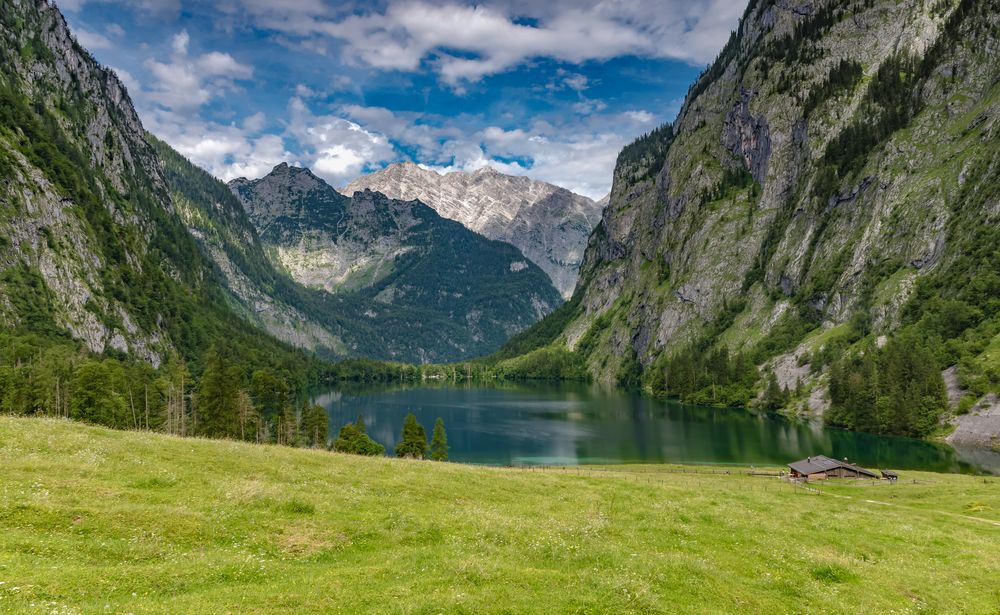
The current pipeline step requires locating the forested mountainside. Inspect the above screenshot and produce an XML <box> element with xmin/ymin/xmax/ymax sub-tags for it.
<box><xmin>342</xmin><ymin>163</ymin><xmax>604</xmax><ymax>298</ymax></box>
<box><xmin>509</xmin><ymin>0</ymin><xmax>999</xmax><ymax>439</ymax></box>
<box><xmin>0</xmin><ymin>0</ymin><xmax>317</xmax><ymax>370</ymax></box>
<box><xmin>231</xmin><ymin>164</ymin><xmax>562</xmax><ymax>362</ymax></box>
<box><xmin>0</xmin><ymin>0</ymin><xmax>343</xmax><ymax>443</ymax></box>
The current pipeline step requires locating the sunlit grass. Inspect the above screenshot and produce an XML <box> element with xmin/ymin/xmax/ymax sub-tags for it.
<box><xmin>1</xmin><ymin>417</ymin><xmax>998</xmax><ymax>613</ymax></box>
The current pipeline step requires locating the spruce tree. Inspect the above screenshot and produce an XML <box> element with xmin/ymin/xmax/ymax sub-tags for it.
<box><xmin>301</xmin><ymin>402</ymin><xmax>328</xmax><ymax>448</ymax></box>
<box><xmin>70</xmin><ymin>360</ymin><xmax>127</xmax><ymax>427</ymax></box>
<box><xmin>430</xmin><ymin>417</ymin><xmax>448</xmax><ymax>461</ymax></box>
<box><xmin>394</xmin><ymin>413</ymin><xmax>428</xmax><ymax>459</ymax></box>
<box><xmin>196</xmin><ymin>346</ymin><xmax>241</xmax><ymax>439</ymax></box>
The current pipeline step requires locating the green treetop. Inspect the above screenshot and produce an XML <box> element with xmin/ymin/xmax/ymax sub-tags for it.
<box><xmin>394</xmin><ymin>413</ymin><xmax>428</xmax><ymax>459</ymax></box>
<box><xmin>430</xmin><ymin>417</ymin><xmax>448</xmax><ymax>461</ymax></box>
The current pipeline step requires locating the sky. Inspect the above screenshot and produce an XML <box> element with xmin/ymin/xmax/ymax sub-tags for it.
<box><xmin>60</xmin><ymin>0</ymin><xmax>747</xmax><ymax>199</ymax></box>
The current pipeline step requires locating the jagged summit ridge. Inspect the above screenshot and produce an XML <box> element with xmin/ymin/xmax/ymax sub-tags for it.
<box><xmin>342</xmin><ymin>163</ymin><xmax>604</xmax><ymax>298</ymax></box>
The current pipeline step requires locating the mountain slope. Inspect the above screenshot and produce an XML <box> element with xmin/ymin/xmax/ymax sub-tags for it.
<box><xmin>522</xmin><ymin>0</ymin><xmax>998</xmax><ymax>406</ymax></box>
<box><xmin>342</xmin><ymin>163</ymin><xmax>604</xmax><ymax>297</ymax></box>
<box><xmin>0</xmin><ymin>0</ymin><xmax>315</xmax><ymax>369</ymax></box>
<box><xmin>149</xmin><ymin>136</ymin><xmax>348</xmax><ymax>358</ymax></box>
<box><xmin>231</xmin><ymin>165</ymin><xmax>563</xmax><ymax>362</ymax></box>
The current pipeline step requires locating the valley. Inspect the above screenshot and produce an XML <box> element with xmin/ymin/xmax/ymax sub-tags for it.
<box><xmin>0</xmin><ymin>0</ymin><xmax>998</xmax><ymax>610</ymax></box>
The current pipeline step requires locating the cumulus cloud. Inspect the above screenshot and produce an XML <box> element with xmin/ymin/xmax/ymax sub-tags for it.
<box><xmin>336</xmin><ymin>105</ymin><xmax>644</xmax><ymax>199</ymax></box>
<box><xmin>111</xmin><ymin>30</ymin><xmax>291</xmax><ymax>181</ymax></box>
<box><xmin>288</xmin><ymin>98</ymin><xmax>396</xmax><ymax>186</ymax></box>
<box><xmin>143</xmin><ymin>29</ymin><xmax>253</xmax><ymax>112</ymax></box>
<box><xmin>104</xmin><ymin>23</ymin><xmax>125</xmax><ymax>38</ymax></box>
<box><xmin>72</xmin><ymin>28</ymin><xmax>114</xmax><ymax>49</ymax></box>
<box><xmin>216</xmin><ymin>0</ymin><xmax>746</xmax><ymax>86</ymax></box>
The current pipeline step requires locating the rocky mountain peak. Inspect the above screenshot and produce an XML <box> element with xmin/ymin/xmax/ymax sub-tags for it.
<box><xmin>342</xmin><ymin>164</ymin><xmax>604</xmax><ymax>297</ymax></box>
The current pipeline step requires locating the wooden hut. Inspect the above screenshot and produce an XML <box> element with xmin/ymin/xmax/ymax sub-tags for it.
<box><xmin>787</xmin><ymin>455</ymin><xmax>878</xmax><ymax>480</ymax></box>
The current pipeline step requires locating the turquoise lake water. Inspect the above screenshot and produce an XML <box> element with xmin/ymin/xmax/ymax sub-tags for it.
<box><xmin>315</xmin><ymin>382</ymin><xmax>999</xmax><ymax>474</ymax></box>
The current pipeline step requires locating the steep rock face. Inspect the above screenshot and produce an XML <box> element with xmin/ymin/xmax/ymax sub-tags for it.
<box><xmin>0</xmin><ymin>0</ymin><xmax>194</xmax><ymax>363</ymax></box>
<box><xmin>231</xmin><ymin>165</ymin><xmax>564</xmax><ymax>362</ymax></box>
<box><xmin>560</xmin><ymin>0</ymin><xmax>998</xmax><ymax>388</ymax></box>
<box><xmin>342</xmin><ymin>163</ymin><xmax>603</xmax><ymax>297</ymax></box>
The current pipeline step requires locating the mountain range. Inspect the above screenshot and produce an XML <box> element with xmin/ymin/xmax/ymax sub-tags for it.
<box><xmin>229</xmin><ymin>163</ymin><xmax>561</xmax><ymax>362</ymax></box>
<box><xmin>3</xmin><ymin>0</ymin><xmax>999</xmax><ymax>446</ymax></box>
<box><xmin>342</xmin><ymin>162</ymin><xmax>604</xmax><ymax>298</ymax></box>
<box><xmin>0</xmin><ymin>1</ymin><xmax>560</xmax><ymax>365</ymax></box>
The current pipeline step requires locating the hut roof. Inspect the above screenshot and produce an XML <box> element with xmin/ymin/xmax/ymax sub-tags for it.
<box><xmin>788</xmin><ymin>455</ymin><xmax>877</xmax><ymax>478</ymax></box>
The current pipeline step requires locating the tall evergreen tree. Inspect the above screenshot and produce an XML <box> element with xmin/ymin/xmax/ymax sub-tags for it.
<box><xmin>395</xmin><ymin>413</ymin><xmax>428</xmax><ymax>459</ymax></box>
<box><xmin>70</xmin><ymin>360</ymin><xmax>126</xmax><ymax>427</ymax></box>
<box><xmin>430</xmin><ymin>417</ymin><xmax>448</xmax><ymax>461</ymax></box>
<box><xmin>196</xmin><ymin>347</ymin><xmax>241</xmax><ymax>439</ymax></box>
<box><xmin>301</xmin><ymin>401</ymin><xmax>328</xmax><ymax>448</ymax></box>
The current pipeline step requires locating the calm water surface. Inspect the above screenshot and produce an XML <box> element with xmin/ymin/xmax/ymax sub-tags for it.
<box><xmin>314</xmin><ymin>382</ymin><xmax>1000</xmax><ymax>474</ymax></box>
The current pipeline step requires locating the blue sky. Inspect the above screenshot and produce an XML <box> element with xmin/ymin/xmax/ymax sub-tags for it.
<box><xmin>61</xmin><ymin>0</ymin><xmax>746</xmax><ymax>199</ymax></box>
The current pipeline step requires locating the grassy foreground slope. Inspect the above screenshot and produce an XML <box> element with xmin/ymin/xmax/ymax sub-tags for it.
<box><xmin>1</xmin><ymin>418</ymin><xmax>998</xmax><ymax>614</ymax></box>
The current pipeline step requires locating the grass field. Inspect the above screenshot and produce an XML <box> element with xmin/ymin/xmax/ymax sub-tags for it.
<box><xmin>1</xmin><ymin>417</ymin><xmax>999</xmax><ymax>614</ymax></box>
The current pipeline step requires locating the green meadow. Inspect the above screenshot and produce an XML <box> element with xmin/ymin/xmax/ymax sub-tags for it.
<box><xmin>1</xmin><ymin>417</ymin><xmax>998</xmax><ymax>614</ymax></box>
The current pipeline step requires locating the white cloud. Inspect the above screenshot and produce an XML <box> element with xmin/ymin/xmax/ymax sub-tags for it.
<box><xmin>572</xmin><ymin>99</ymin><xmax>608</xmax><ymax>115</ymax></box>
<box><xmin>143</xmin><ymin>30</ymin><xmax>254</xmax><ymax>112</ymax></box>
<box><xmin>624</xmin><ymin>110</ymin><xmax>655</xmax><ymax>124</ymax></box>
<box><xmin>111</xmin><ymin>31</ymin><xmax>285</xmax><ymax>182</ymax></box>
<box><xmin>219</xmin><ymin>0</ymin><xmax>746</xmax><ymax>86</ymax></box>
<box><xmin>288</xmin><ymin>98</ymin><xmax>396</xmax><ymax>186</ymax></box>
<box><xmin>171</xmin><ymin>29</ymin><xmax>189</xmax><ymax>54</ymax></box>
<box><xmin>242</xmin><ymin>111</ymin><xmax>267</xmax><ymax>133</ymax></box>
<box><xmin>73</xmin><ymin>28</ymin><xmax>114</xmax><ymax>49</ymax></box>
<box><xmin>294</xmin><ymin>83</ymin><xmax>316</xmax><ymax>97</ymax></box>
<box><xmin>561</xmin><ymin>72</ymin><xmax>589</xmax><ymax>92</ymax></box>
<box><xmin>104</xmin><ymin>23</ymin><xmax>125</xmax><ymax>38</ymax></box>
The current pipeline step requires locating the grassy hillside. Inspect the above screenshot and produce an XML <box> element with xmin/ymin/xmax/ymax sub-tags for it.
<box><xmin>1</xmin><ymin>417</ymin><xmax>998</xmax><ymax>613</ymax></box>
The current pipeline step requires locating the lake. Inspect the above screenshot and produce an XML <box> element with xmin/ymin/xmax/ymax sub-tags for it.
<box><xmin>314</xmin><ymin>382</ymin><xmax>1000</xmax><ymax>474</ymax></box>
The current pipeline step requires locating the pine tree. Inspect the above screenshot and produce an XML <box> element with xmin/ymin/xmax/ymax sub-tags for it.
<box><xmin>70</xmin><ymin>360</ymin><xmax>126</xmax><ymax>427</ymax></box>
<box><xmin>394</xmin><ymin>413</ymin><xmax>428</xmax><ymax>459</ymax></box>
<box><xmin>429</xmin><ymin>417</ymin><xmax>448</xmax><ymax>461</ymax></box>
<box><xmin>300</xmin><ymin>402</ymin><xmax>328</xmax><ymax>448</ymax></box>
<box><xmin>196</xmin><ymin>346</ymin><xmax>241</xmax><ymax>439</ymax></box>
<box><xmin>761</xmin><ymin>372</ymin><xmax>786</xmax><ymax>411</ymax></box>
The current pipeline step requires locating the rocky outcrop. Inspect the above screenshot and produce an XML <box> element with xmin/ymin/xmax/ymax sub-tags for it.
<box><xmin>947</xmin><ymin>395</ymin><xmax>1000</xmax><ymax>450</ymax></box>
<box><xmin>723</xmin><ymin>88</ymin><xmax>771</xmax><ymax>184</ymax></box>
<box><xmin>341</xmin><ymin>163</ymin><xmax>603</xmax><ymax>297</ymax></box>
<box><xmin>0</xmin><ymin>0</ymin><xmax>184</xmax><ymax>364</ymax></box>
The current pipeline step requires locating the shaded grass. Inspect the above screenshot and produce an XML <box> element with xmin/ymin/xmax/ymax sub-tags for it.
<box><xmin>0</xmin><ymin>417</ymin><xmax>998</xmax><ymax>613</ymax></box>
